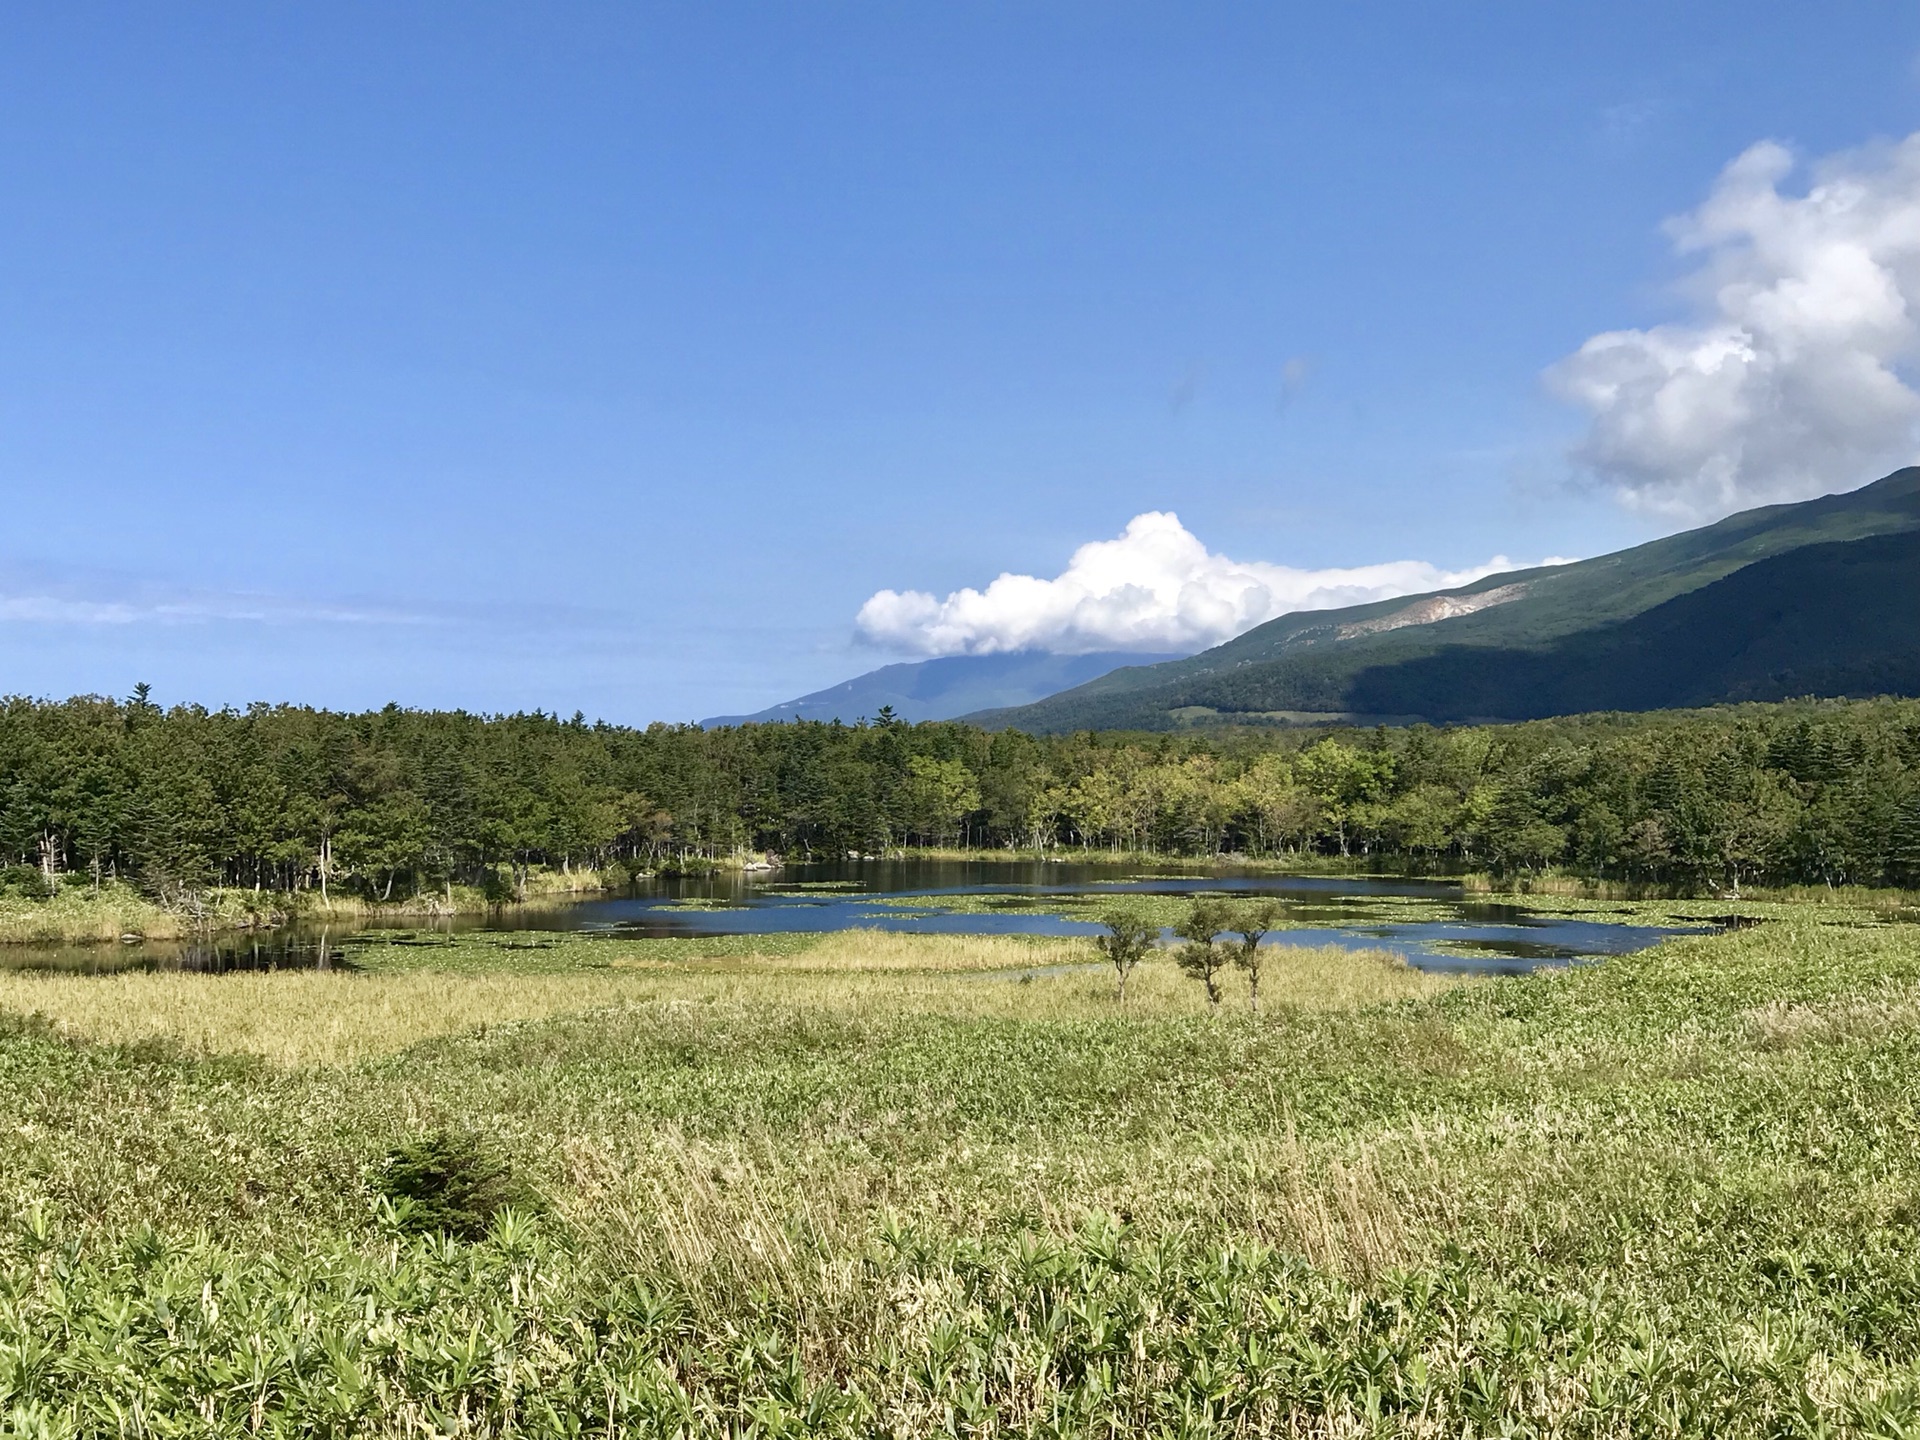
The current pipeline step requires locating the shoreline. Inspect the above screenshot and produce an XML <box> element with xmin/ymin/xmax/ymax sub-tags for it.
<box><xmin>819</xmin><ymin>847</ymin><xmax>1920</xmax><ymax>907</ymax></box>
<box><xmin>0</xmin><ymin>850</ymin><xmax>787</xmax><ymax>946</ymax></box>
<box><xmin>4</xmin><ymin>853</ymin><xmax>1910</xmax><ymax>947</ymax></box>
<box><xmin>0</xmin><ymin>873</ymin><xmax>627</xmax><ymax>947</ymax></box>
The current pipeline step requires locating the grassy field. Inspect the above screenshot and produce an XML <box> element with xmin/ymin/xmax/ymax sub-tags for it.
<box><xmin>2</xmin><ymin>917</ymin><xmax>1919</xmax><ymax>1434</ymax></box>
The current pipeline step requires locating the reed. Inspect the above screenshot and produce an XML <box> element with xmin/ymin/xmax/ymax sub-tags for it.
<box><xmin>0</xmin><ymin>931</ymin><xmax>1453</xmax><ymax>1063</ymax></box>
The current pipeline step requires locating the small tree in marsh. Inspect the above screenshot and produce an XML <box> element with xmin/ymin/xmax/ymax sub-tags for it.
<box><xmin>1174</xmin><ymin>899</ymin><xmax>1232</xmax><ymax>1012</ymax></box>
<box><xmin>1230</xmin><ymin>899</ymin><xmax>1282</xmax><ymax>1012</ymax></box>
<box><xmin>1094</xmin><ymin>911</ymin><xmax>1157</xmax><ymax>1003</ymax></box>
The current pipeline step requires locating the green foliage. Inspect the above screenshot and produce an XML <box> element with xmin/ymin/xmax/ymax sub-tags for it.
<box><xmin>1228</xmin><ymin>898</ymin><xmax>1282</xmax><ymax>1011</ymax></box>
<box><xmin>1</xmin><ymin>691</ymin><xmax>1919</xmax><ymax>911</ymax></box>
<box><xmin>1091</xmin><ymin>910</ymin><xmax>1156</xmax><ymax>1001</ymax></box>
<box><xmin>373</xmin><ymin>1129</ymin><xmax>540</xmax><ymax>1239</ymax></box>
<box><xmin>1173</xmin><ymin>898</ymin><xmax>1232</xmax><ymax>1009</ymax></box>
<box><xmin>0</xmin><ymin>865</ymin><xmax>52</xmax><ymax>901</ymax></box>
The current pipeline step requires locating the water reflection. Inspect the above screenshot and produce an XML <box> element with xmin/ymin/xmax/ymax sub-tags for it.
<box><xmin>546</xmin><ymin>859</ymin><xmax>1702</xmax><ymax>972</ymax></box>
<box><xmin>0</xmin><ymin>859</ymin><xmax>1711</xmax><ymax>976</ymax></box>
<box><xmin>2</xmin><ymin>934</ymin><xmax>356</xmax><ymax>975</ymax></box>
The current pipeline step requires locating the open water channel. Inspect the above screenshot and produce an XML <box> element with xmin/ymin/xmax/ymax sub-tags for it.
<box><xmin>3</xmin><ymin>859</ymin><xmax>1711</xmax><ymax>975</ymax></box>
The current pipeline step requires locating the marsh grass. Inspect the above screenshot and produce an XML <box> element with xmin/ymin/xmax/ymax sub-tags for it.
<box><xmin>1744</xmin><ymin>980</ymin><xmax>1920</xmax><ymax>1048</ymax></box>
<box><xmin>0</xmin><ymin>930</ymin><xmax>1451</xmax><ymax>1064</ymax></box>
<box><xmin>0</xmin><ymin>966</ymin><xmax>673</xmax><ymax>1064</ymax></box>
<box><xmin>0</xmin><ymin>880</ymin><xmax>281</xmax><ymax>943</ymax></box>
<box><xmin>5</xmin><ymin>918</ymin><xmax>1920</xmax><ymax>1431</ymax></box>
<box><xmin>734</xmin><ymin>928</ymin><xmax>1090</xmax><ymax>972</ymax></box>
<box><xmin>1462</xmin><ymin>869</ymin><xmax>1920</xmax><ymax>911</ymax></box>
<box><xmin>0</xmin><ymin>865</ymin><xmax>629</xmax><ymax>946</ymax></box>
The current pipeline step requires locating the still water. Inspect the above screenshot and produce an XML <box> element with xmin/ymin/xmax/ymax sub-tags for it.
<box><xmin>3</xmin><ymin>859</ymin><xmax>1707</xmax><ymax>975</ymax></box>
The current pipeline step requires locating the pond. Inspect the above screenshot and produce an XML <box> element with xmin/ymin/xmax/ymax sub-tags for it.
<box><xmin>2</xmin><ymin>859</ymin><xmax>1709</xmax><ymax>974</ymax></box>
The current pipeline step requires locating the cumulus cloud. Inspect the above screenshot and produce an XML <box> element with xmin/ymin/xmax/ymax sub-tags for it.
<box><xmin>1552</xmin><ymin>134</ymin><xmax>1920</xmax><ymax>518</ymax></box>
<box><xmin>855</xmin><ymin>512</ymin><xmax>1533</xmax><ymax>657</ymax></box>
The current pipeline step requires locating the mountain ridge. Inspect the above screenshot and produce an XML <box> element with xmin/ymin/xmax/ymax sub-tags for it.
<box><xmin>968</xmin><ymin>468</ymin><xmax>1920</xmax><ymax>732</ymax></box>
<box><xmin>702</xmin><ymin>649</ymin><xmax>1186</xmax><ymax>727</ymax></box>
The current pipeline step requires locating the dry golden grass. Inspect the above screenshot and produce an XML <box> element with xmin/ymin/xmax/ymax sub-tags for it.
<box><xmin>1237</xmin><ymin>940</ymin><xmax>1461</xmax><ymax>1009</ymax></box>
<box><xmin>1744</xmin><ymin>982</ymin><xmax>1920</xmax><ymax>1049</ymax></box>
<box><xmin>0</xmin><ymin>932</ymin><xmax>1460</xmax><ymax>1065</ymax></box>
<box><xmin>737</xmin><ymin>928</ymin><xmax>1090</xmax><ymax>972</ymax></box>
<box><xmin>0</xmin><ymin>968</ymin><xmax>671</xmax><ymax>1066</ymax></box>
<box><xmin>602</xmin><ymin>933</ymin><xmax>1454</xmax><ymax>1020</ymax></box>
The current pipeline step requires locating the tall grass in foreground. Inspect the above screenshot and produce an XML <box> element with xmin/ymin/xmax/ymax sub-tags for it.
<box><xmin>2</xmin><ymin>921</ymin><xmax>1919</xmax><ymax>1432</ymax></box>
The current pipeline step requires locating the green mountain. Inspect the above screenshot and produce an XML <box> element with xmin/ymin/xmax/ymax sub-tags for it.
<box><xmin>971</xmin><ymin>467</ymin><xmax>1920</xmax><ymax>732</ymax></box>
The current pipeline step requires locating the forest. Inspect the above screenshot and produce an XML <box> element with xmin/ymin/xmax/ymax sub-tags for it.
<box><xmin>1</xmin><ymin>690</ymin><xmax>1917</xmax><ymax>901</ymax></box>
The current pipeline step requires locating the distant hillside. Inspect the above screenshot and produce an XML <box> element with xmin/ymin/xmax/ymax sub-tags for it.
<box><xmin>973</xmin><ymin>467</ymin><xmax>1920</xmax><ymax>731</ymax></box>
<box><xmin>702</xmin><ymin>649</ymin><xmax>1185</xmax><ymax>727</ymax></box>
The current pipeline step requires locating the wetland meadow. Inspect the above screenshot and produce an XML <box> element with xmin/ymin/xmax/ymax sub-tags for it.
<box><xmin>3</xmin><ymin>881</ymin><xmax>1920</xmax><ymax>1433</ymax></box>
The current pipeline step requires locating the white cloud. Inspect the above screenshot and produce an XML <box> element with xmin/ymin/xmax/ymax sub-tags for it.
<box><xmin>855</xmin><ymin>512</ymin><xmax>1535</xmax><ymax>657</ymax></box>
<box><xmin>1551</xmin><ymin>134</ymin><xmax>1920</xmax><ymax>519</ymax></box>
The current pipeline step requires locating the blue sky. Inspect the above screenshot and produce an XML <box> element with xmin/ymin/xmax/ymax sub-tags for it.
<box><xmin>5</xmin><ymin>4</ymin><xmax>1920</xmax><ymax>721</ymax></box>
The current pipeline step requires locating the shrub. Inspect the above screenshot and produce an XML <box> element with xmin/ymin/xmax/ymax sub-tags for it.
<box><xmin>1093</xmin><ymin>911</ymin><xmax>1157</xmax><ymax>1002</ymax></box>
<box><xmin>373</xmin><ymin>1129</ymin><xmax>540</xmax><ymax>1239</ymax></box>
<box><xmin>1230</xmin><ymin>899</ymin><xmax>1282</xmax><ymax>1012</ymax></box>
<box><xmin>1174</xmin><ymin>899</ymin><xmax>1232</xmax><ymax>1011</ymax></box>
<box><xmin>0</xmin><ymin>865</ymin><xmax>54</xmax><ymax>900</ymax></box>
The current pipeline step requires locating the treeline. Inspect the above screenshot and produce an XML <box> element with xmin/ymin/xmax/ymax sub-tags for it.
<box><xmin>1</xmin><ymin>692</ymin><xmax>1918</xmax><ymax>901</ymax></box>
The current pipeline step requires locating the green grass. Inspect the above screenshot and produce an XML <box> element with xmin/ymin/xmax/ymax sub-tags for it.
<box><xmin>2</xmin><ymin>920</ymin><xmax>1919</xmax><ymax>1433</ymax></box>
